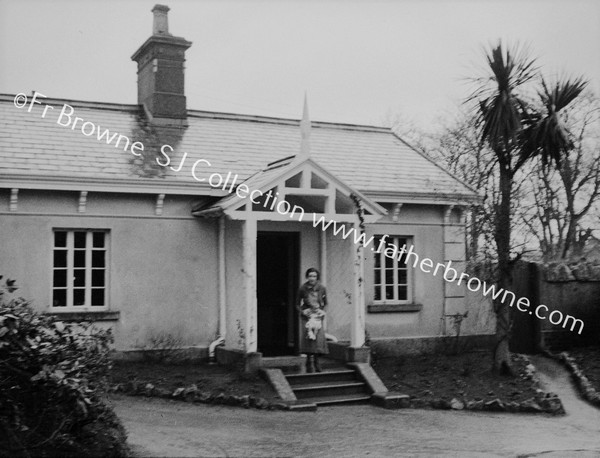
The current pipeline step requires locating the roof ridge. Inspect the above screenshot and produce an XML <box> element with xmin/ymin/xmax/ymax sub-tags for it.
<box><xmin>0</xmin><ymin>93</ymin><xmax>392</xmax><ymax>133</ymax></box>
<box><xmin>0</xmin><ymin>93</ymin><xmax>139</xmax><ymax>112</ymax></box>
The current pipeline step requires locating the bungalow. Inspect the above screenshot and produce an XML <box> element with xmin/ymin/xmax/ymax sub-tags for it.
<box><xmin>0</xmin><ymin>5</ymin><xmax>492</xmax><ymax>364</ymax></box>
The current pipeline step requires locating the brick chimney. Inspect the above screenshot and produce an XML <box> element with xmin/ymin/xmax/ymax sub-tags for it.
<box><xmin>131</xmin><ymin>5</ymin><xmax>192</xmax><ymax>125</ymax></box>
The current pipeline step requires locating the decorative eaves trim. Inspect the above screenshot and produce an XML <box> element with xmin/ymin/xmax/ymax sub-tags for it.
<box><xmin>0</xmin><ymin>175</ymin><xmax>226</xmax><ymax>196</ymax></box>
<box><xmin>364</xmin><ymin>191</ymin><xmax>482</xmax><ymax>206</ymax></box>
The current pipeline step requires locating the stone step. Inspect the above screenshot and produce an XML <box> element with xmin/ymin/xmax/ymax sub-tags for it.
<box><xmin>286</xmin><ymin>369</ymin><xmax>357</xmax><ymax>386</ymax></box>
<box><xmin>293</xmin><ymin>381</ymin><xmax>368</xmax><ymax>399</ymax></box>
<box><xmin>261</xmin><ymin>356</ymin><xmax>305</xmax><ymax>373</ymax></box>
<box><xmin>299</xmin><ymin>393</ymin><xmax>372</xmax><ymax>406</ymax></box>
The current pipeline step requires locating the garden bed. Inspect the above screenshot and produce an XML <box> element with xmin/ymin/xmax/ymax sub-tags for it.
<box><xmin>372</xmin><ymin>351</ymin><xmax>563</xmax><ymax>414</ymax></box>
<box><xmin>109</xmin><ymin>352</ymin><xmax>565</xmax><ymax>414</ymax></box>
<box><xmin>108</xmin><ymin>361</ymin><xmax>282</xmax><ymax>409</ymax></box>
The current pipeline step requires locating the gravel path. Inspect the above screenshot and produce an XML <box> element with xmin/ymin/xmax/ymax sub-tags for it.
<box><xmin>110</xmin><ymin>356</ymin><xmax>600</xmax><ymax>457</ymax></box>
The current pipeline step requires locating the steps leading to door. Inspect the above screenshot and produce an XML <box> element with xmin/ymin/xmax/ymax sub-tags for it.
<box><xmin>260</xmin><ymin>357</ymin><xmax>410</xmax><ymax>409</ymax></box>
<box><xmin>285</xmin><ymin>369</ymin><xmax>372</xmax><ymax>406</ymax></box>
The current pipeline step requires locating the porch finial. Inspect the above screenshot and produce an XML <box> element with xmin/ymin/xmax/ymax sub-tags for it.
<box><xmin>300</xmin><ymin>92</ymin><xmax>311</xmax><ymax>157</ymax></box>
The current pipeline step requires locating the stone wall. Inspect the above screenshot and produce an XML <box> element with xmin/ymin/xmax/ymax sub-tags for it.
<box><xmin>511</xmin><ymin>260</ymin><xmax>600</xmax><ymax>351</ymax></box>
<box><xmin>540</xmin><ymin>261</ymin><xmax>600</xmax><ymax>350</ymax></box>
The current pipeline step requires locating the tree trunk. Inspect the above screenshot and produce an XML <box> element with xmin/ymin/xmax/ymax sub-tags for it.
<box><xmin>493</xmin><ymin>164</ymin><xmax>513</xmax><ymax>374</ymax></box>
<box><xmin>561</xmin><ymin>161</ymin><xmax>577</xmax><ymax>259</ymax></box>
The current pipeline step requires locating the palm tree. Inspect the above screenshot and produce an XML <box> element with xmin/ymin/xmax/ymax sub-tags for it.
<box><xmin>521</xmin><ymin>77</ymin><xmax>588</xmax><ymax>258</ymax></box>
<box><xmin>472</xmin><ymin>42</ymin><xmax>587</xmax><ymax>373</ymax></box>
<box><xmin>471</xmin><ymin>42</ymin><xmax>536</xmax><ymax>374</ymax></box>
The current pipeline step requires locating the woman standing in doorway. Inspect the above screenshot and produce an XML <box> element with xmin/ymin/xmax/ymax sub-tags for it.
<box><xmin>296</xmin><ymin>267</ymin><xmax>329</xmax><ymax>372</ymax></box>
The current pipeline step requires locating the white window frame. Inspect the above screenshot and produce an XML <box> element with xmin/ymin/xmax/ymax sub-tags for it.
<box><xmin>51</xmin><ymin>229</ymin><xmax>109</xmax><ymax>312</ymax></box>
<box><xmin>373</xmin><ymin>236</ymin><xmax>413</xmax><ymax>305</ymax></box>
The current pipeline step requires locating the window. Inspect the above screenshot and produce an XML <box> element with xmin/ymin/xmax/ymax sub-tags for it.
<box><xmin>373</xmin><ymin>236</ymin><xmax>412</xmax><ymax>303</ymax></box>
<box><xmin>52</xmin><ymin>230</ymin><xmax>108</xmax><ymax>310</ymax></box>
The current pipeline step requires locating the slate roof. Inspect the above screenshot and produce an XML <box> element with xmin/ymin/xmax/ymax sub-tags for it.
<box><xmin>0</xmin><ymin>94</ymin><xmax>478</xmax><ymax>203</ymax></box>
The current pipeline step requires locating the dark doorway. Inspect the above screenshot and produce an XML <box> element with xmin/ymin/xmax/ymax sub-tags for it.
<box><xmin>257</xmin><ymin>231</ymin><xmax>300</xmax><ymax>356</ymax></box>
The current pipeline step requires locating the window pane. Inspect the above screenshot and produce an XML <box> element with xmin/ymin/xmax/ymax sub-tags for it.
<box><xmin>93</xmin><ymin>232</ymin><xmax>105</xmax><ymax>248</ymax></box>
<box><xmin>398</xmin><ymin>250</ymin><xmax>407</xmax><ymax>265</ymax></box>
<box><xmin>386</xmin><ymin>285</ymin><xmax>394</xmax><ymax>300</ymax></box>
<box><xmin>385</xmin><ymin>269</ymin><xmax>394</xmax><ymax>284</ymax></box>
<box><xmin>385</xmin><ymin>253</ymin><xmax>394</xmax><ymax>268</ymax></box>
<box><xmin>91</xmin><ymin>288</ymin><xmax>104</xmax><ymax>306</ymax></box>
<box><xmin>74</xmin><ymin>231</ymin><xmax>86</xmax><ymax>248</ymax></box>
<box><xmin>54</xmin><ymin>250</ymin><xmax>67</xmax><ymax>268</ymax></box>
<box><xmin>74</xmin><ymin>250</ymin><xmax>86</xmax><ymax>268</ymax></box>
<box><xmin>374</xmin><ymin>270</ymin><xmax>381</xmax><ymax>284</ymax></box>
<box><xmin>374</xmin><ymin>251</ymin><xmax>380</xmax><ymax>268</ymax></box>
<box><xmin>92</xmin><ymin>250</ymin><xmax>105</xmax><ymax>268</ymax></box>
<box><xmin>374</xmin><ymin>286</ymin><xmax>381</xmax><ymax>301</ymax></box>
<box><xmin>73</xmin><ymin>288</ymin><xmax>85</xmax><ymax>306</ymax></box>
<box><xmin>53</xmin><ymin>289</ymin><xmax>66</xmax><ymax>307</ymax></box>
<box><xmin>92</xmin><ymin>269</ymin><xmax>105</xmax><ymax>287</ymax></box>
<box><xmin>397</xmin><ymin>285</ymin><xmax>407</xmax><ymax>300</ymax></box>
<box><xmin>53</xmin><ymin>269</ymin><xmax>67</xmax><ymax>287</ymax></box>
<box><xmin>74</xmin><ymin>269</ymin><xmax>86</xmax><ymax>287</ymax></box>
<box><xmin>398</xmin><ymin>269</ymin><xmax>407</xmax><ymax>285</ymax></box>
<box><xmin>54</xmin><ymin>231</ymin><xmax>67</xmax><ymax>247</ymax></box>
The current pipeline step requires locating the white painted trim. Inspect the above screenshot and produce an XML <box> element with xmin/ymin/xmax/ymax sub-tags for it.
<box><xmin>364</xmin><ymin>193</ymin><xmax>480</xmax><ymax>206</ymax></box>
<box><xmin>226</xmin><ymin>211</ymin><xmax>363</xmax><ymax>223</ymax></box>
<box><xmin>9</xmin><ymin>188</ymin><xmax>18</xmax><ymax>211</ymax></box>
<box><xmin>78</xmin><ymin>191</ymin><xmax>88</xmax><ymax>213</ymax></box>
<box><xmin>282</xmin><ymin>188</ymin><xmax>331</xmax><ymax>196</ymax></box>
<box><xmin>0</xmin><ymin>176</ymin><xmax>225</xmax><ymax>196</ymax></box>
<box><xmin>444</xmin><ymin>205</ymin><xmax>455</xmax><ymax>225</ymax></box>
<box><xmin>211</xmin><ymin>157</ymin><xmax>387</xmax><ymax>217</ymax></box>
<box><xmin>392</xmin><ymin>203</ymin><xmax>403</xmax><ymax>221</ymax></box>
<box><xmin>320</xmin><ymin>228</ymin><xmax>327</xmax><ymax>287</ymax></box>
<box><xmin>243</xmin><ymin>218</ymin><xmax>258</xmax><ymax>353</ymax></box>
<box><xmin>155</xmin><ymin>194</ymin><xmax>165</xmax><ymax>216</ymax></box>
<box><xmin>351</xmin><ymin>222</ymin><xmax>366</xmax><ymax>347</ymax></box>
<box><xmin>0</xmin><ymin>211</ymin><xmax>195</xmax><ymax>220</ymax></box>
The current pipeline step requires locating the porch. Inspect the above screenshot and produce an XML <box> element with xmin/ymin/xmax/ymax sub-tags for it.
<box><xmin>193</xmin><ymin>155</ymin><xmax>386</xmax><ymax>364</ymax></box>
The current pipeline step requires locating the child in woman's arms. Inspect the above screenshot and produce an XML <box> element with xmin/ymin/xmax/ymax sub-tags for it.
<box><xmin>305</xmin><ymin>305</ymin><xmax>326</xmax><ymax>340</ymax></box>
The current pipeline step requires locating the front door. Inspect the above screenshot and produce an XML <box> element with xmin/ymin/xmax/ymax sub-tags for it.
<box><xmin>257</xmin><ymin>231</ymin><xmax>299</xmax><ymax>356</ymax></box>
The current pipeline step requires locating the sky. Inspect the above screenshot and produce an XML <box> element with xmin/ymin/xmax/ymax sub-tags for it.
<box><xmin>0</xmin><ymin>0</ymin><xmax>599</xmax><ymax>129</ymax></box>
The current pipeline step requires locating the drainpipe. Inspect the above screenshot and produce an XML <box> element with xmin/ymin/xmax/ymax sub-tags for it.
<box><xmin>209</xmin><ymin>215</ymin><xmax>227</xmax><ymax>361</ymax></box>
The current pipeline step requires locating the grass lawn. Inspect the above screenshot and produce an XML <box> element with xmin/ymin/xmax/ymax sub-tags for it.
<box><xmin>373</xmin><ymin>351</ymin><xmax>541</xmax><ymax>405</ymax></box>
<box><xmin>568</xmin><ymin>346</ymin><xmax>600</xmax><ymax>392</ymax></box>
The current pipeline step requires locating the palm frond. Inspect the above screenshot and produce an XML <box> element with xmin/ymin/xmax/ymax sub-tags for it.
<box><xmin>475</xmin><ymin>41</ymin><xmax>538</xmax><ymax>158</ymax></box>
<box><xmin>521</xmin><ymin>75</ymin><xmax>588</xmax><ymax>166</ymax></box>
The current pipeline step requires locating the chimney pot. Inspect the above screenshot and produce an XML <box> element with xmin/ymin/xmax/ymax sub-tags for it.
<box><xmin>152</xmin><ymin>4</ymin><xmax>170</xmax><ymax>35</ymax></box>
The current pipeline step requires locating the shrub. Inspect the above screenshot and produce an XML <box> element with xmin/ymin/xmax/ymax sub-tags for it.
<box><xmin>0</xmin><ymin>277</ymin><xmax>128</xmax><ymax>457</ymax></box>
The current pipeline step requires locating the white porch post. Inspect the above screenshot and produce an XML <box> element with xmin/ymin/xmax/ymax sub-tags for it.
<box><xmin>242</xmin><ymin>218</ymin><xmax>258</xmax><ymax>352</ymax></box>
<box><xmin>320</xmin><ymin>228</ymin><xmax>327</xmax><ymax>286</ymax></box>
<box><xmin>350</xmin><ymin>221</ymin><xmax>366</xmax><ymax>347</ymax></box>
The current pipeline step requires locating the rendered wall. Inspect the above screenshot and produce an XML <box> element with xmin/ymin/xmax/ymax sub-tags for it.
<box><xmin>310</xmin><ymin>203</ymin><xmax>491</xmax><ymax>343</ymax></box>
<box><xmin>0</xmin><ymin>189</ymin><xmax>219</xmax><ymax>352</ymax></box>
